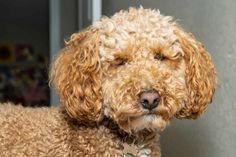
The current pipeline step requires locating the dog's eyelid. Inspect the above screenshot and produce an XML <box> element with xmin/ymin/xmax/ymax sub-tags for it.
<box><xmin>117</xmin><ymin>60</ymin><xmax>127</xmax><ymax>66</ymax></box>
<box><xmin>154</xmin><ymin>53</ymin><xmax>166</xmax><ymax>61</ymax></box>
<box><xmin>112</xmin><ymin>57</ymin><xmax>128</xmax><ymax>66</ymax></box>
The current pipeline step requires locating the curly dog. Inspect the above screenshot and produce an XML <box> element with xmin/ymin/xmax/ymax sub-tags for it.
<box><xmin>0</xmin><ymin>7</ymin><xmax>217</xmax><ymax>157</ymax></box>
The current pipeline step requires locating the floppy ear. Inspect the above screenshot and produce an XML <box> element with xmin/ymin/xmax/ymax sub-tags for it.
<box><xmin>175</xmin><ymin>30</ymin><xmax>217</xmax><ymax>119</ymax></box>
<box><xmin>50</xmin><ymin>29</ymin><xmax>102</xmax><ymax>122</ymax></box>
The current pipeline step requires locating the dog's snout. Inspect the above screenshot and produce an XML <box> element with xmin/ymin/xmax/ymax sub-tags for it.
<box><xmin>139</xmin><ymin>90</ymin><xmax>160</xmax><ymax>110</ymax></box>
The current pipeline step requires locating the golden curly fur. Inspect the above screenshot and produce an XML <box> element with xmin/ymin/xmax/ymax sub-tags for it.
<box><xmin>0</xmin><ymin>7</ymin><xmax>217</xmax><ymax>157</ymax></box>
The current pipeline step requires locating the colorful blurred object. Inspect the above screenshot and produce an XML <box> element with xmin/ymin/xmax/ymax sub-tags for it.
<box><xmin>0</xmin><ymin>43</ymin><xmax>50</xmax><ymax>106</ymax></box>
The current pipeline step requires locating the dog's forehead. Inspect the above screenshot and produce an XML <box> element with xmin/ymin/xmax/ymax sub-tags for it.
<box><xmin>93</xmin><ymin>8</ymin><xmax>179</xmax><ymax>61</ymax></box>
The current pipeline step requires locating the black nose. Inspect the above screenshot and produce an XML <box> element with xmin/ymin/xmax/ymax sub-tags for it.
<box><xmin>139</xmin><ymin>90</ymin><xmax>160</xmax><ymax>110</ymax></box>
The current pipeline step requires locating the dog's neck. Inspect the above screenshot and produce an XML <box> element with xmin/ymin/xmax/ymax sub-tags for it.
<box><xmin>98</xmin><ymin>116</ymin><xmax>160</xmax><ymax>156</ymax></box>
<box><xmin>63</xmin><ymin>110</ymin><xmax>157</xmax><ymax>144</ymax></box>
<box><xmin>62</xmin><ymin>111</ymin><xmax>160</xmax><ymax>156</ymax></box>
<box><xmin>99</xmin><ymin>116</ymin><xmax>137</xmax><ymax>144</ymax></box>
<box><xmin>99</xmin><ymin>116</ymin><xmax>159</xmax><ymax>147</ymax></box>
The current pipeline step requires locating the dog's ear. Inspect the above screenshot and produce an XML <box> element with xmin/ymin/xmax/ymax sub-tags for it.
<box><xmin>174</xmin><ymin>30</ymin><xmax>217</xmax><ymax>119</ymax></box>
<box><xmin>50</xmin><ymin>29</ymin><xmax>102</xmax><ymax>122</ymax></box>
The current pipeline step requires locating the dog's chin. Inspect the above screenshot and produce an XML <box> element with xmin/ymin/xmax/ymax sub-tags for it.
<box><xmin>126</xmin><ymin>114</ymin><xmax>168</xmax><ymax>133</ymax></box>
<box><xmin>104</xmin><ymin>105</ymin><xmax>169</xmax><ymax>133</ymax></box>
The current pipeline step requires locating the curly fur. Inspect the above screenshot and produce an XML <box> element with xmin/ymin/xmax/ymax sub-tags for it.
<box><xmin>0</xmin><ymin>7</ymin><xmax>217</xmax><ymax>157</ymax></box>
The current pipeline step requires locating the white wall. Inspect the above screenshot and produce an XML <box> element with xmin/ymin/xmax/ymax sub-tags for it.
<box><xmin>103</xmin><ymin>0</ymin><xmax>236</xmax><ymax>157</ymax></box>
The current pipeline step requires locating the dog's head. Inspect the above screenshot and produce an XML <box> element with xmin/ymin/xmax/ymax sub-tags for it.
<box><xmin>50</xmin><ymin>8</ymin><xmax>217</xmax><ymax>133</ymax></box>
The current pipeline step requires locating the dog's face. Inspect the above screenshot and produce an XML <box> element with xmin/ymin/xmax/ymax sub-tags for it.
<box><xmin>101</xmin><ymin>45</ymin><xmax>187</xmax><ymax>132</ymax></box>
<box><xmin>50</xmin><ymin>8</ymin><xmax>217</xmax><ymax>133</ymax></box>
<box><xmin>101</xmin><ymin>38</ymin><xmax>187</xmax><ymax>132</ymax></box>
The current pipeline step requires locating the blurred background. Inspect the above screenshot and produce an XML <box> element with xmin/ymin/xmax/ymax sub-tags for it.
<box><xmin>0</xmin><ymin>0</ymin><xmax>235</xmax><ymax>156</ymax></box>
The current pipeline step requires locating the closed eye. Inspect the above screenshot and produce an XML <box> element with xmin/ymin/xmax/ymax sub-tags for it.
<box><xmin>116</xmin><ymin>59</ymin><xmax>126</xmax><ymax>66</ymax></box>
<box><xmin>112</xmin><ymin>58</ymin><xmax>128</xmax><ymax>66</ymax></box>
<box><xmin>154</xmin><ymin>54</ymin><xmax>166</xmax><ymax>61</ymax></box>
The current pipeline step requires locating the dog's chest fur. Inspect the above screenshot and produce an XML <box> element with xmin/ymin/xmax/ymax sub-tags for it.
<box><xmin>0</xmin><ymin>105</ymin><xmax>161</xmax><ymax>157</ymax></box>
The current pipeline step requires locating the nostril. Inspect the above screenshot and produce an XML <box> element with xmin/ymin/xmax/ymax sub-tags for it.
<box><xmin>153</xmin><ymin>98</ymin><xmax>160</xmax><ymax>105</ymax></box>
<box><xmin>152</xmin><ymin>98</ymin><xmax>160</xmax><ymax>108</ymax></box>
<box><xmin>141</xmin><ymin>99</ymin><xmax>149</xmax><ymax>108</ymax></box>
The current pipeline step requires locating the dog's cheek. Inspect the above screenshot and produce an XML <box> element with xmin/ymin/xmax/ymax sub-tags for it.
<box><xmin>103</xmin><ymin>77</ymin><xmax>139</xmax><ymax>109</ymax></box>
<box><xmin>158</xmin><ymin>74</ymin><xmax>187</xmax><ymax>114</ymax></box>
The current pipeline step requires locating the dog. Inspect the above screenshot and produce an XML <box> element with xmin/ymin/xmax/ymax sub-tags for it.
<box><xmin>0</xmin><ymin>7</ymin><xmax>217</xmax><ymax>157</ymax></box>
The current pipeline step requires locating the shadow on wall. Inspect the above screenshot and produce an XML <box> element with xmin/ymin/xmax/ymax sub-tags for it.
<box><xmin>160</xmin><ymin>118</ymin><xmax>214</xmax><ymax>157</ymax></box>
